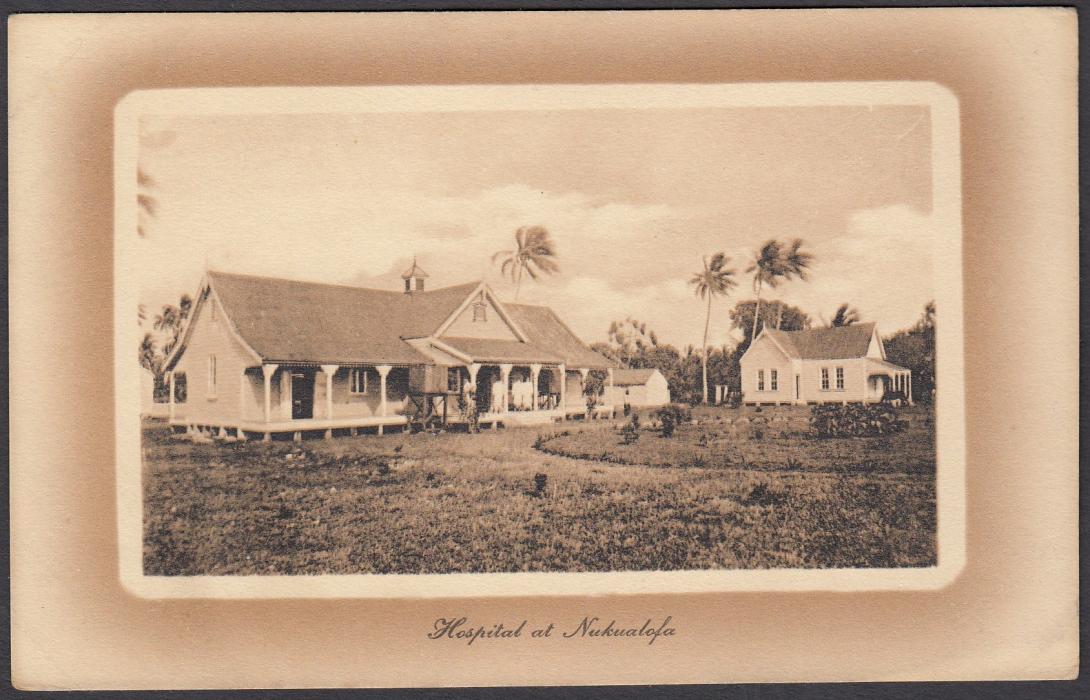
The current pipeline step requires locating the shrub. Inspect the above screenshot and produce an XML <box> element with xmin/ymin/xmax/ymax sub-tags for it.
<box><xmin>742</xmin><ymin>482</ymin><xmax>786</xmax><ymax>506</ymax></box>
<box><xmin>533</xmin><ymin>473</ymin><xmax>548</xmax><ymax>496</ymax></box>
<box><xmin>809</xmin><ymin>403</ymin><xmax>906</xmax><ymax>438</ymax></box>
<box><xmin>655</xmin><ymin>403</ymin><xmax>692</xmax><ymax>438</ymax></box>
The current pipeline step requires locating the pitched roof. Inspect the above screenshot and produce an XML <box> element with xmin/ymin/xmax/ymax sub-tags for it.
<box><xmin>186</xmin><ymin>271</ymin><xmax>615</xmax><ymax>370</ymax></box>
<box><xmin>765</xmin><ymin>322</ymin><xmax>877</xmax><ymax>360</ymax></box>
<box><xmin>611</xmin><ymin>368</ymin><xmax>659</xmax><ymax>386</ymax></box>
<box><xmin>207</xmin><ymin>271</ymin><xmax>478</xmax><ymax>365</ymax></box>
<box><xmin>440</xmin><ymin>337</ymin><xmax>563</xmax><ymax>364</ymax></box>
<box><xmin>505</xmin><ymin>304</ymin><xmax>617</xmax><ymax>370</ymax></box>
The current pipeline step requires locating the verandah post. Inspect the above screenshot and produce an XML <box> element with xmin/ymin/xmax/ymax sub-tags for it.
<box><xmin>320</xmin><ymin>364</ymin><xmax>339</xmax><ymax>438</ymax></box>
<box><xmin>558</xmin><ymin>364</ymin><xmax>566</xmax><ymax>420</ymax></box>
<box><xmin>499</xmin><ymin>364</ymin><xmax>512</xmax><ymax>413</ymax></box>
<box><xmin>579</xmin><ymin>368</ymin><xmax>590</xmax><ymax>418</ymax></box>
<box><xmin>376</xmin><ymin>364</ymin><xmax>392</xmax><ymax>434</ymax></box>
<box><xmin>262</xmin><ymin>363</ymin><xmax>278</xmax><ymax>441</ymax></box>
<box><xmin>530</xmin><ymin>363</ymin><xmax>541</xmax><ymax>411</ymax></box>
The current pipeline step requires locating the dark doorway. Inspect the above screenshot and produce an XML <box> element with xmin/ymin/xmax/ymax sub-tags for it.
<box><xmin>795</xmin><ymin>374</ymin><xmax>801</xmax><ymax>400</ymax></box>
<box><xmin>475</xmin><ymin>366</ymin><xmax>496</xmax><ymax>414</ymax></box>
<box><xmin>291</xmin><ymin>370</ymin><xmax>315</xmax><ymax>419</ymax></box>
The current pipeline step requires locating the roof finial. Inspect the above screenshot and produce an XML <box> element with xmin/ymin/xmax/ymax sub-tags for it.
<box><xmin>401</xmin><ymin>256</ymin><xmax>429</xmax><ymax>293</ymax></box>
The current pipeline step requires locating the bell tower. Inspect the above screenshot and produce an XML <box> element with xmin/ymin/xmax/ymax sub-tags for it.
<box><xmin>401</xmin><ymin>257</ymin><xmax>428</xmax><ymax>294</ymax></box>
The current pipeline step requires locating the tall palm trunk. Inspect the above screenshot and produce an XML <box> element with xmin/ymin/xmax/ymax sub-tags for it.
<box><xmin>701</xmin><ymin>292</ymin><xmax>711</xmax><ymax>404</ymax></box>
<box><xmin>750</xmin><ymin>278</ymin><xmax>764</xmax><ymax>341</ymax></box>
<box><xmin>514</xmin><ymin>263</ymin><xmax>524</xmax><ymax>301</ymax></box>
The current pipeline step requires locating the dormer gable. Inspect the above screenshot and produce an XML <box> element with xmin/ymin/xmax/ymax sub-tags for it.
<box><xmin>433</xmin><ymin>282</ymin><xmax>528</xmax><ymax>342</ymax></box>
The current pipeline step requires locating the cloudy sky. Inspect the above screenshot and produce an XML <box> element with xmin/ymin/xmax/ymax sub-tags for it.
<box><xmin>136</xmin><ymin>104</ymin><xmax>934</xmax><ymax>349</ymax></box>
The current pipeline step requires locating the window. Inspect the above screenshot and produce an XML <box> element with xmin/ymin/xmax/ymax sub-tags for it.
<box><xmin>770</xmin><ymin>369</ymin><xmax>778</xmax><ymax>391</ymax></box>
<box><xmin>472</xmin><ymin>301</ymin><xmax>488</xmax><ymax>323</ymax></box>
<box><xmin>350</xmin><ymin>368</ymin><xmax>368</xmax><ymax>394</ymax></box>
<box><xmin>835</xmin><ymin>366</ymin><xmax>845</xmax><ymax>390</ymax></box>
<box><xmin>820</xmin><ymin>367</ymin><xmax>830</xmax><ymax>391</ymax></box>
<box><xmin>174</xmin><ymin>373</ymin><xmax>187</xmax><ymax>403</ymax></box>
<box><xmin>207</xmin><ymin>355</ymin><xmax>217</xmax><ymax>397</ymax></box>
<box><xmin>757</xmin><ymin>369</ymin><xmax>765</xmax><ymax>391</ymax></box>
<box><xmin>447</xmin><ymin>367</ymin><xmax>461</xmax><ymax>392</ymax></box>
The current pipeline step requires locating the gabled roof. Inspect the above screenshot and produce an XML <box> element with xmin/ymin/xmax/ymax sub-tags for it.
<box><xmin>763</xmin><ymin>322</ymin><xmax>878</xmax><ymax>360</ymax></box>
<box><xmin>206</xmin><ymin>271</ymin><xmax>478</xmax><ymax>365</ymax></box>
<box><xmin>505</xmin><ymin>304</ymin><xmax>617</xmax><ymax>370</ymax></box>
<box><xmin>611</xmin><ymin>368</ymin><xmax>660</xmax><ymax>386</ymax></box>
<box><xmin>168</xmin><ymin>270</ymin><xmax>615</xmax><ymax>370</ymax></box>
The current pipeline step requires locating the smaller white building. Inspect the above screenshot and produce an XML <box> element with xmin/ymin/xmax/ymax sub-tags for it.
<box><xmin>605</xmin><ymin>368</ymin><xmax>671</xmax><ymax>409</ymax></box>
<box><xmin>739</xmin><ymin>323</ymin><xmax>912</xmax><ymax>405</ymax></box>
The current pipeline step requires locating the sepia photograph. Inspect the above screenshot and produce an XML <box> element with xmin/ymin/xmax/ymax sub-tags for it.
<box><xmin>11</xmin><ymin>9</ymin><xmax>1077</xmax><ymax>689</ymax></box>
<box><xmin>118</xmin><ymin>83</ymin><xmax>963</xmax><ymax>592</ymax></box>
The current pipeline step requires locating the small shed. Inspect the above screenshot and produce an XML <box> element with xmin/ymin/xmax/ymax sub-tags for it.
<box><xmin>606</xmin><ymin>368</ymin><xmax>671</xmax><ymax>409</ymax></box>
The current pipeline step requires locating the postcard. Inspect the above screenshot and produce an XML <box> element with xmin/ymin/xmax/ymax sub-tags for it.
<box><xmin>9</xmin><ymin>8</ymin><xmax>1078</xmax><ymax>689</ymax></box>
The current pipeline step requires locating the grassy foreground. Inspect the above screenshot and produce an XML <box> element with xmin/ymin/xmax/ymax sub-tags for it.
<box><xmin>143</xmin><ymin>407</ymin><xmax>936</xmax><ymax>575</ymax></box>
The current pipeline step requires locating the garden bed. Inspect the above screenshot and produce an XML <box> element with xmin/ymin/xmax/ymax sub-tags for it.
<box><xmin>535</xmin><ymin>405</ymin><xmax>935</xmax><ymax>475</ymax></box>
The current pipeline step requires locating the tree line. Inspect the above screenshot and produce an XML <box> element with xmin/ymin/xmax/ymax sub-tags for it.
<box><xmin>137</xmin><ymin>224</ymin><xmax>935</xmax><ymax>406</ymax></box>
<box><xmin>588</xmin><ymin>299</ymin><xmax>936</xmax><ymax>406</ymax></box>
<box><xmin>486</xmin><ymin>228</ymin><xmax>934</xmax><ymax>405</ymax></box>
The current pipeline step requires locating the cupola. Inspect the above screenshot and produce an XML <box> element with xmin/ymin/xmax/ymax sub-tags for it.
<box><xmin>401</xmin><ymin>257</ymin><xmax>428</xmax><ymax>293</ymax></box>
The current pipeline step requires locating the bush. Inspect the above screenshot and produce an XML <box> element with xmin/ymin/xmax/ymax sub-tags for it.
<box><xmin>809</xmin><ymin>403</ymin><xmax>906</xmax><ymax>438</ymax></box>
<box><xmin>655</xmin><ymin>403</ymin><xmax>692</xmax><ymax>438</ymax></box>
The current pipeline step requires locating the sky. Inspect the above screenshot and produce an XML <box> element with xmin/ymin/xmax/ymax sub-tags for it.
<box><xmin>135</xmin><ymin>104</ymin><xmax>934</xmax><ymax>349</ymax></box>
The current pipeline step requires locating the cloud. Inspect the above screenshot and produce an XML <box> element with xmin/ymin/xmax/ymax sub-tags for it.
<box><xmin>137</xmin><ymin>177</ymin><xmax>935</xmax><ymax>353</ymax></box>
<box><xmin>772</xmin><ymin>204</ymin><xmax>936</xmax><ymax>333</ymax></box>
<box><xmin>515</xmin><ymin>275</ymin><xmax>708</xmax><ymax>350</ymax></box>
<box><xmin>136</xmin><ymin>181</ymin><xmax>701</xmax><ymax>333</ymax></box>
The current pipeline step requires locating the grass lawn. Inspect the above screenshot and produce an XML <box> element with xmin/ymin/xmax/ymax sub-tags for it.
<box><xmin>143</xmin><ymin>405</ymin><xmax>936</xmax><ymax>575</ymax></box>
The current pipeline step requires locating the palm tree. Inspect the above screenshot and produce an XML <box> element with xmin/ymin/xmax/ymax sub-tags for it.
<box><xmin>153</xmin><ymin>305</ymin><xmax>178</xmax><ymax>334</ymax></box>
<box><xmin>491</xmin><ymin>225</ymin><xmax>559</xmax><ymax>301</ymax></box>
<box><xmin>830</xmin><ymin>303</ymin><xmax>861</xmax><ymax>327</ymax></box>
<box><xmin>689</xmin><ymin>253</ymin><xmax>737</xmax><ymax>404</ymax></box>
<box><xmin>746</xmin><ymin>240</ymin><xmax>781</xmax><ymax>341</ymax></box>
<box><xmin>778</xmin><ymin>238</ymin><xmax>814</xmax><ymax>328</ymax></box>
<box><xmin>154</xmin><ymin>293</ymin><xmax>194</xmax><ymax>357</ymax></box>
<box><xmin>139</xmin><ymin>333</ymin><xmax>160</xmax><ymax>374</ymax></box>
<box><xmin>746</xmin><ymin>238</ymin><xmax>814</xmax><ymax>339</ymax></box>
